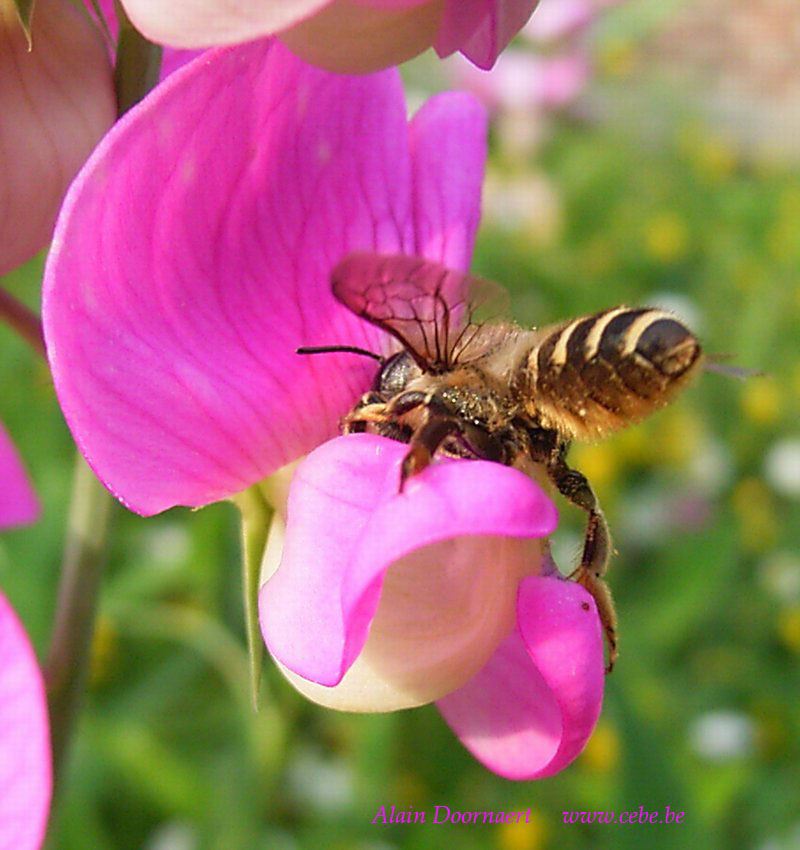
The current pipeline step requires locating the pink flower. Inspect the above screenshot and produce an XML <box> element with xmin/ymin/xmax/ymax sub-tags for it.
<box><xmin>117</xmin><ymin>0</ymin><xmax>540</xmax><ymax>71</ymax></box>
<box><xmin>449</xmin><ymin>0</ymin><xmax>620</xmax><ymax>117</ymax></box>
<box><xmin>0</xmin><ymin>429</ymin><xmax>51</xmax><ymax>850</ymax></box>
<box><xmin>43</xmin><ymin>41</ymin><xmax>604</xmax><ymax>778</ymax></box>
<box><xmin>452</xmin><ymin>48</ymin><xmax>590</xmax><ymax>114</ymax></box>
<box><xmin>0</xmin><ymin>425</ymin><xmax>39</xmax><ymax>528</ymax></box>
<box><xmin>0</xmin><ymin>0</ymin><xmax>115</xmax><ymax>275</ymax></box>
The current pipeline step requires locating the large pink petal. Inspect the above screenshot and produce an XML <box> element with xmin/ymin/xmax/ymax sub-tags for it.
<box><xmin>434</xmin><ymin>0</ymin><xmax>490</xmax><ymax>59</ymax></box>
<box><xmin>0</xmin><ymin>424</ymin><xmax>39</xmax><ymax>529</ymax></box>
<box><xmin>410</xmin><ymin>92</ymin><xmax>486</xmax><ymax>271</ymax></box>
<box><xmin>120</xmin><ymin>0</ymin><xmax>331</xmax><ymax>48</ymax></box>
<box><xmin>453</xmin><ymin>0</ymin><xmax>541</xmax><ymax>70</ymax></box>
<box><xmin>0</xmin><ymin>593</ymin><xmax>51</xmax><ymax>850</ymax></box>
<box><xmin>0</xmin><ymin>0</ymin><xmax>115</xmax><ymax>275</ymax></box>
<box><xmin>260</xmin><ymin>434</ymin><xmax>557</xmax><ymax>707</ymax></box>
<box><xmin>44</xmin><ymin>44</ymin><xmax>484</xmax><ymax>515</ymax></box>
<box><xmin>438</xmin><ymin>575</ymin><xmax>604</xmax><ymax>779</ymax></box>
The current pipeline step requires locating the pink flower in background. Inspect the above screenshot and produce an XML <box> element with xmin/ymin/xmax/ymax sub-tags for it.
<box><xmin>0</xmin><ymin>425</ymin><xmax>38</xmax><ymax>528</ymax></box>
<box><xmin>522</xmin><ymin>0</ymin><xmax>595</xmax><ymax>42</ymax></box>
<box><xmin>0</xmin><ymin>427</ymin><xmax>51</xmax><ymax>850</ymax></box>
<box><xmin>450</xmin><ymin>0</ymin><xmax>620</xmax><ymax>115</ymax></box>
<box><xmin>453</xmin><ymin>48</ymin><xmax>590</xmax><ymax>114</ymax></box>
<box><xmin>0</xmin><ymin>0</ymin><xmax>115</xmax><ymax>275</ymax></box>
<box><xmin>43</xmin><ymin>41</ymin><xmax>603</xmax><ymax>778</ymax></box>
<box><xmin>117</xmin><ymin>0</ymin><xmax>540</xmax><ymax>71</ymax></box>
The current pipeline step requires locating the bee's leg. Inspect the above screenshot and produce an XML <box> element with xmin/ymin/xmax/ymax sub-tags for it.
<box><xmin>343</xmin><ymin>392</ymin><xmax>387</xmax><ymax>434</ymax></box>
<box><xmin>546</xmin><ymin>459</ymin><xmax>618</xmax><ymax>673</ymax></box>
<box><xmin>400</xmin><ymin>413</ymin><xmax>462</xmax><ymax>486</ymax></box>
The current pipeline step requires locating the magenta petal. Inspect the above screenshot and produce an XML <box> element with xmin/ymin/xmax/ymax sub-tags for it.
<box><xmin>410</xmin><ymin>92</ymin><xmax>487</xmax><ymax>271</ymax></box>
<box><xmin>437</xmin><ymin>575</ymin><xmax>604</xmax><ymax>779</ymax></box>
<box><xmin>260</xmin><ymin>433</ymin><xmax>557</xmax><ymax>688</ymax></box>
<box><xmin>458</xmin><ymin>0</ymin><xmax>541</xmax><ymax>70</ymax></box>
<box><xmin>0</xmin><ymin>424</ymin><xmax>39</xmax><ymax>529</ymax></box>
<box><xmin>44</xmin><ymin>41</ymin><xmax>430</xmax><ymax>515</ymax></box>
<box><xmin>0</xmin><ymin>593</ymin><xmax>51</xmax><ymax>850</ymax></box>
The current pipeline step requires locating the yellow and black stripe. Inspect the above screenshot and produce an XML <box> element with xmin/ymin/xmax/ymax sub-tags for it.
<box><xmin>525</xmin><ymin>307</ymin><xmax>702</xmax><ymax>438</ymax></box>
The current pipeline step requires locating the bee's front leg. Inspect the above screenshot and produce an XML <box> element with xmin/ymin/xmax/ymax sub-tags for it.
<box><xmin>398</xmin><ymin>397</ymin><xmax>506</xmax><ymax>488</ymax></box>
<box><xmin>343</xmin><ymin>392</ymin><xmax>388</xmax><ymax>434</ymax></box>
<box><xmin>400</xmin><ymin>416</ymin><xmax>464</xmax><ymax>485</ymax></box>
<box><xmin>545</xmin><ymin>456</ymin><xmax>618</xmax><ymax>673</ymax></box>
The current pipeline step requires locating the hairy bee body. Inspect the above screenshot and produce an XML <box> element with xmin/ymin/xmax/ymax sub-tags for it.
<box><xmin>519</xmin><ymin>306</ymin><xmax>704</xmax><ymax>440</ymax></box>
<box><xmin>304</xmin><ymin>252</ymin><xmax>708</xmax><ymax>672</ymax></box>
<box><xmin>357</xmin><ymin>306</ymin><xmax>703</xmax><ymax>459</ymax></box>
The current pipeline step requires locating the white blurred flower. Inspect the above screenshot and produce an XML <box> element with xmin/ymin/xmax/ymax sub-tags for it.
<box><xmin>145</xmin><ymin>822</ymin><xmax>197</xmax><ymax>850</ymax></box>
<box><xmin>758</xmin><ymin>552</ymin><xmax>800</xmax><ymax>604</ymax></box>
<box><xmin>140</xmin><ymin>522</ymin><xmax>191</xmax><ymax>566</ymax></box>
<box><xmin>686</xmin><ymin>438</ymin><xmax>734</xmax><ymax>495</ymax></box>
<box><xmin>689</xmin><ymin>710</ymin><xmax>755</xmax><ymax>761</ymax></box>
<box><xmin>617</xmin><ymin>486</ymin><xmax>670</xmax><ymax>545</ymax></box>
<box><xmin>764</xmin><ymin>439</ymin><xmax>800</xmax><ymax>498</ymax></box>
<box><xmin>482</xmin><ymin>170</ymin><xmax>562</xmax><ymax>241</ymax></box>
<box><xmin>287</xmin><ymin>746</ymin><xmax>355</xmax><ymax>813</ymax></box>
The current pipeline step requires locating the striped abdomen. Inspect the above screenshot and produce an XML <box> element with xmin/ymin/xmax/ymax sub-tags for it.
<box><xmin>523</xmin><ymin>307</ymin><xmax>703</xmax><ymax>440</ymax></box>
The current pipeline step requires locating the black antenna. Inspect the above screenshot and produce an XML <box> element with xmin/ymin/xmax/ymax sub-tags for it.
<box><xmin>296</xmin><ymin>345</ymin><xmax>383</xmax><ymax>363</ymax></box>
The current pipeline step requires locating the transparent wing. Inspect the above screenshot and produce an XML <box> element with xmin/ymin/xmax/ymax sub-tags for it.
<box><xmin>331</xmin><ymin>252</ymin><xmax>510</xmax><ymax>371</ymax></box>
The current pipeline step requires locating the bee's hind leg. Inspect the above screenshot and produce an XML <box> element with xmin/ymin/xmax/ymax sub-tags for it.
<box><xmin>546</xmin><ymin>456</ymin><xmax>618</xmax><ymax>673</ymax></box>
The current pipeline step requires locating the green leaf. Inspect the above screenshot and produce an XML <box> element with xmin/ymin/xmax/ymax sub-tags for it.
<box><xmin>12</xmin><ymin>0</ymin><xmax>35</xmax><ymax>49</ymax></box>
<box><xmin>232</xmin><ymin>486</ymin><xmax>274</xmax><ymax>711</ymax></box>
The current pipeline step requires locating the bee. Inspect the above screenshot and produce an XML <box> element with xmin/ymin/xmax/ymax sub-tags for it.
<box><xmin>299</xmin><ymin>252</ymin><xmax>707</xmax><ymax>673</ymax></box>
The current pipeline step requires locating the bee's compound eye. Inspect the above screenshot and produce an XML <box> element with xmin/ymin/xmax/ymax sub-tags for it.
<box><xmin>373</xmin><ymin>351</ymin><xmax>420</xmax><ymax>394</ymax></box>
<box><xmin>636</xmin><ymin>319</ymin><xmax>700</xmax><ymax>376</ymax></box>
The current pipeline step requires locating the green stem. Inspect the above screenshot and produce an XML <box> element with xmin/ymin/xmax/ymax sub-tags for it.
<box><xmin>44</xmin><ymin>12</ymin><xmax>161</xmax><ymax>800</ymax></box>
<box><xmin>232</xmin><ymin>487</ymin><xmax>274</xmax><ymax>710</ymax></box>
<box><xmin>44</xmin><ymin>458</ymin><xmax>114</xmax><ymax>782</ymax></box>
<box><xmin>0</xmin><ymin>286</ymin><xmax>45</xmax><ymax>356</ymax></box>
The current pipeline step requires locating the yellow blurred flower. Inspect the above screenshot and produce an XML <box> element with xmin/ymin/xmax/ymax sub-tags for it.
<box><xmin>778</xmin><ymin>186</ymin><xmax>800</xmax><ymax>220</ymax></box>
<box><xmin>732</xmin><ymin>259</ymin><xmax>767</xmax><ymax>294</ymax></box>
<box><xmin>693</xmin><ymin>137</ymin><xmax>737</xmax><ymax>183</ymax></box>
<box><xmin>766</xmin><ymin>220</ymin><xmax>798</xmax><ymax>262</ymax></box>
<box><xmin>497</xmin><ymin>810</ymin><xmax>549</xmax><ymax>850</ymax></box>
<box><xmin>614</xmin><ymin>425</ymin><xmax>651</xmax><ymax>466</ymax></box>
<box><xmin>777</xmin><ymin>607</ymin><xmax>800</xmax><ymax>654</ymax></box>
<box><xmin>579</xmin><ymin>236</ymin><xmax>616</xmax><ymax>278</ymax></box>
<box><xmin>740</xmin><ymin>378</ymin><xmax>782</xmax><ymax>426</ymax></box>
<box><xmin>731</xmin><ymin>478</ymin><xmax>777</xmax><ymax>553</ymax></box>
<box><xmin>598</xmin><ymin>38</ymin><xmax>636</xmax><ymax>78</ymax></box>
<box><xmin>392</xmin><ymin>771</ymin><xmax>428</xmax><ymax>807</ymax></box>
<box><xmin>643</xmin><ymin>212</ymin><xmax>689</xmax><ymax>264</ymax></box>
<box><xmin>767</xmin><ymin>187</ymin><xmax>800</xmax><ymax>262</ymax></box>
<box><xmin>89</xmin><ymin>614</ymin><xmax>118</xmax><ymax>687</ymax></box>
<box><xmin>580</xmin><ymin>720</ymin><xmax>620</xmax><ymax>774</ymax></box>
<box><xmin>569</xmin><ymin>442</ymin><xmax>619</xmax><ymax>492</ymax></box>
<box><xmin>654</xmin><ymin>408</ymin><xmax>703</xmax><ymax>467</ymax></box>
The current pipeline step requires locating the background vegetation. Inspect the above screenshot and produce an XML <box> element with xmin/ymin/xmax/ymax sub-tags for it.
<box><xmin>2</xmin><ymin>1</ymin><xmax>799</xmax><ymax>848</ymax></box>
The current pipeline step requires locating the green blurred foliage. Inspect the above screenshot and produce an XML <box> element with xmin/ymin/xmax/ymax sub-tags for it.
<box><xmin>2</xmin><ymin>18</ymin><xmax>800</xmax><ymax>850</ymax></box>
